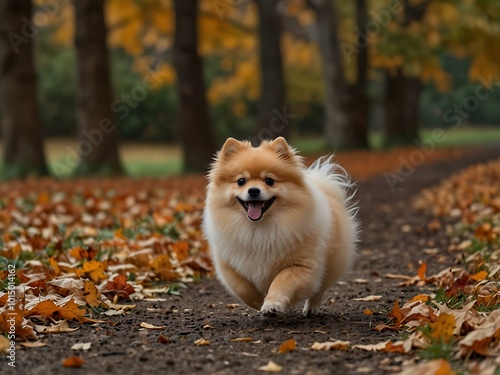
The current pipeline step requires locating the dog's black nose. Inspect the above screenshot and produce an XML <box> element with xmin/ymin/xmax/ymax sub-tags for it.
<box><xmin>248</xmin><ymin>187</ymin><xmax>260</xmax><ymax>198</ymax></box>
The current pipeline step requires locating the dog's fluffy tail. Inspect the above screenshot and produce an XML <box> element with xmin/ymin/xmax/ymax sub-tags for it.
<box><xmin>307</xmin><ymin>155</ymin><xmax>360</xmax><ymax>239</ymax></box>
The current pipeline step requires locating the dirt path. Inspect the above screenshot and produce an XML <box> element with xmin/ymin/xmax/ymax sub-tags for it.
<box><xmin>6</xmin><ymin>145</ymin><xmax>500</xmax><ymax>375</ymax></box>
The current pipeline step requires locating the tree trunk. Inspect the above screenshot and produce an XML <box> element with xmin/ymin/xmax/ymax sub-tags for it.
<box><xmin>173</xmin><ymin>0</ymin><xmax>217</xmax><ymax>173</ymax></box>
<box><xmin>382</xmin><ymin>0</ymin><xmax>428</xmax><ymax>147</ymax></box>
<box><xmin>382</xmin><ymin>69</ymin><xmax>422</xmax><ymax>147</ymax></box>
<box><xmin>73</xmin><ymin>0</ymin><xmax>123</xmax><ymax>176</ymax></box>
<box><xmin>307</xmin><ymin>0</ymin><xmax>369</xmax><ymax>150</ymax></box>
<box><xmin>254</xmin><ymin>0</ymin><xmax>288</xmax><ymax>144</ymax></box>
<box><xmin>0</xmin><ymin>0</ymin><xmax>49</xmax><ymax>179</ymax></box>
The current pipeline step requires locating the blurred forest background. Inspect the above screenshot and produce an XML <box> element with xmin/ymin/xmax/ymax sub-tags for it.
<box><xmin>0</xmin><ymin>0</ymin><xmax>499</xmax><ymax>179</ymax></box>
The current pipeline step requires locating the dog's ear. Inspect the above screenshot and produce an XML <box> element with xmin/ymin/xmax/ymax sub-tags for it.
<box><xmin>219</xmin><ymin>137</ymin><xmax>242</xmax><ymax>159</ymax></box>
<box><xmin>270</xmin><ymin>137</ymin><xmax>293</xmax><ymax>160</ymax></box>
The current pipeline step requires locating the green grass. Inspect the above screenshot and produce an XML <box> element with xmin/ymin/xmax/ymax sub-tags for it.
<box><xmin>294</xmin><ymin>126</ymin><xmax>500</xmax><ymax>152</ymax></box>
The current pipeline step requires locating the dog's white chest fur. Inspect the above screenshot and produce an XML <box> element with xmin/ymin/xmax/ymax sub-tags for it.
<box><xmin>204</xmin><ymin>179</ymin><xmax>331</xmax><ymax>295</ymax></box>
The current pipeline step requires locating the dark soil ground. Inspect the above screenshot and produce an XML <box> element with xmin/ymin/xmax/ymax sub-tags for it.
<box><xmin>4</xmin><ymin>144</ymin><xmax>500</xmax><ymax>375</ymax></box>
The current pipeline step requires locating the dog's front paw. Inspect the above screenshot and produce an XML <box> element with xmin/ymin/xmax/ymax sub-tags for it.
<box><xmin>302</xmin><ymin>301</ymin><xmax>321</xmax><ymax>317</ymax></box>
<box><xmin>260</xmin><ymin>300</ymin><xmax>286</xmax><ymax>318</ymax></box>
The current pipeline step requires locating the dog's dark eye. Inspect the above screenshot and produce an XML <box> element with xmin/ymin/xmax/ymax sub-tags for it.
<box><xmin>237</xmin><ymin>178</ymin><xmax>246</xmax><ymax>187</ymax></box>
<box><xmin>264</xmin><ymin>177</ymin><xmax>275</xmax><ymax>186</ymax></box>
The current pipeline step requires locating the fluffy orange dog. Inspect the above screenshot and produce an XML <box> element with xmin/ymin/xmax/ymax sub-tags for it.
<box><xmin>203</xmin><ymin>137</ymin><xmax>359</xmax><ymax>317</ymax></box>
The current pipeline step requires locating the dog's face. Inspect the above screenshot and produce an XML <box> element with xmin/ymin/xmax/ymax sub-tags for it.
<box><xmin>207</xmin><ymin>137</ymin><xmax>307</xmax><ymax>222</ymax></box>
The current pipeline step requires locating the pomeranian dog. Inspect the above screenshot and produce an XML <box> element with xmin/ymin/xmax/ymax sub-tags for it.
<box><xmin>203</xmin><ymin>137</ymin><xmax>359</xmax><ymax>317</ymax></box>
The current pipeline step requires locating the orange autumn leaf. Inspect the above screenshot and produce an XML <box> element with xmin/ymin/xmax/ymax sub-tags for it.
<box><xmin>26</xmin><ymin>299</ymin><xmax>59</xmax><ymax>318</ymax></box>
<box><xmin>83</xmin><ymin>280</ymin><xmax>102</xmax><ymax>307</ymax></box>
<box><xmin>55</xmin><ymin>299</ymin><xmax>88</xmax><ymax>323</ymax></box>
<box><xmin>363</xmin><ymin>309</ymin><xmax>374</xmax><ymax>315</ymax></box>
<box><xmin>375</xmin><ymin>300</ymin><xmax>405</xmax><ymax>331</ymax></box>
<box><xmin>49</xmin><ymin>257</ymin><xmax>61</xmax><ymax>277</ymax></box>
<box><xmin>0</xmin><ymin>303</ymin><xmax>36</xmax><ymax>339</ymax></box>
<box><xmin>408</xmin><ymin>294</ymin><xmax>430</xmax><ymax>304</ymax></box>
<box><xmin>69</xmin><ymin>246</ymin><xmax>98</xmax><ymax>261</ymax></box>
<box><xmin>470</xmin><ymin>270</ymin><xmax>488</xmax><ymax>282</ymax></box>
<box><xmin>172</xmin><ymin>241</ymin><xmax>189</xmax><ymax>262</ymax></box>
<box><xmin>61</xmin><ymin>356</ymin><xmax>85</xmax><ymax>368</ymax></box>
<box><xmin>417</xmin><ymin>262</ymin><xmax>427</xmax><ymax>280</ymax></box>
<box><xmin>278</xmin><ymin>339</ymin><xmax>297</xmax><ymax>354</ymax></box>
<box><xmin>114</xmin><ymin>228</ymin><xmax>128</xmax><ymax>240</ymax></box>
<box><xmin>430</xmin><ymin>313</ymin><xmax>456</xmax><ymax>343</ymax></box>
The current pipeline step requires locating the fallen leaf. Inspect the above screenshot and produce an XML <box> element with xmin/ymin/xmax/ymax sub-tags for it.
<box><xmin>470</xmin><ymin>270</ymin><xmax>488</xmax><ymax>282</ymax></box>
<box><xmin>363</xmin><ymin>309</ymin><xmax>374</xmax><ymax>315</ymax></box>
<box><xmin>61</xmin><ymin>356</ymin><xmax>85</xmax><ymax>368</ymax></box>
<box><xmin>278</xmin><ymin>339</ymin><xmax>296</xmax><ymax>354</ymax></box>
<box><xmin>430</xmin><ymin>313</ymin><xmax>456</xmax><ymax>343</ymax></box>
<box><xmin>194</xmin><ymin>338</ymin><xmax>210</xmax><ymax>346</ymax></box>
<box><xmin>83</xmin><ymin>280</ymin><xmax>101</xmax><ymax>307</ymax></box>
<box><xmin>35</xmin><ymin>320</ymin><xmax>79</xmax><ymax>334</ymax></box>
<box><xmin>140</xmin><ymin>322</ymin><xmax>166</xmax><ymax>330</ymax></box>
<box><xmin>417</xmin><ymin>262</ymin><xmax>427</xmax><ymax>280</ymax></box>
<box><xmin>399</xmin><ymin>359</ymin><xmax>455</xmax><ymax>375</ymax></box>
<box><xmin>229</xmin><ymin>337</ymin><xmax>254</xmax><ymax>342</ymax></box>
<box><xmin>158</xmin><ymin>334</ymin><xmax>170</xmax><ymax>344</ymax></box>
<box><xmin>258</xmin><ymin>360</ymin><xmax>283</xmax><ymax>373</ymax></box>
<box><xmin>71</xmin><ymin>342</ymin><xmax>91</xmax><ymax>351</ymax></box>
<box><xmin>353</xmin><ymin>295</ymin><xmax>382</xmax><ymax>302</ymax></box>
<box><xmin>311</xmin><ymin>340</ymin><xmax>350</xmax><ymax>351</ymax></box>
<box><xmin>353</xmin><ymin>340</ymin><xmax>391</xmax><ymax>351</ymax></box>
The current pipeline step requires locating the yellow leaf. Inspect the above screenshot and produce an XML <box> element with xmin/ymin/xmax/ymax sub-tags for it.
<box><xmin>430</xmin><ymin>313</ymin><xmax>456</xmax><ymax>343</ymax></box>
<box><xmin>278</xmin><ymin>339</ymin><xmax>296</xmax><ymax>354</ymax></box>
<box><xmin>83</xmin><ymin>280</ymin><xmax>101</xmax><ymax>307</ymax></box>
<box><xmin>81</xmin><ymin>260</ymin><xmax>107</xmax><ymax>282</ymax></box>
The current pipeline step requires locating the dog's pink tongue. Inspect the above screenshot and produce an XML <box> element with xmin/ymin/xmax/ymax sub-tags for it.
<box><xmin>247</xmin><ymin>202</ymin><xmax>263</xmax><ymax>220</ymax></box>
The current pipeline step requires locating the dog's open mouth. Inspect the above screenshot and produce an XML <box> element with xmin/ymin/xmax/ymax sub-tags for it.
<box><xmin>236</xmin><ymin>197</ymin><xmax>276</xmax><ymax>221</ymax></box>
